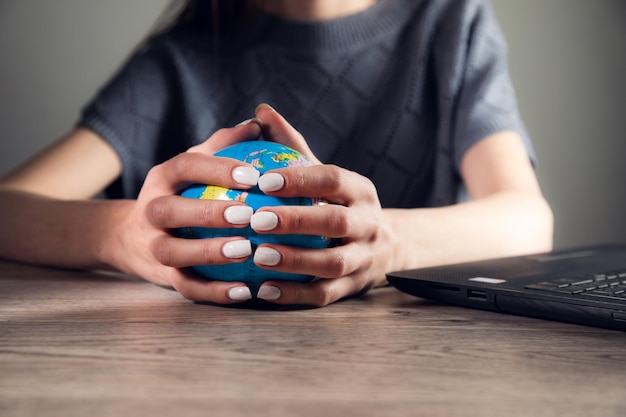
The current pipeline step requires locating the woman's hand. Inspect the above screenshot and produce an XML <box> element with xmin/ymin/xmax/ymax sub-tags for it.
<box><xmin>104</xmin><ymin>119</ymin><xmax>267</xmax><ymax>304</ymax></box>
<box><xmin>250</xmin><ymin>104</ymin><xmax>395</xmax><ymax>306</ymax></box>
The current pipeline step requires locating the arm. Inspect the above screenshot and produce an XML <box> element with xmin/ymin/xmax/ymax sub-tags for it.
<box><xmin>0</xmin><ymin>122</ymin><xmax>276</xmax><ymax>304</ymax></box>
<box><xmin>384</xmin><ymin>130</ymin><xmax>553</xmax><ymax>272</ymax></box>
<box><xmin>0</xmin><ymin>128</ymin><xmax>124</xmax><ymax>268</ymax></box>
<box><xmin>244</xmin><ymin>105</ymin><xmax>553</xmax><ymax>306</ymax></box>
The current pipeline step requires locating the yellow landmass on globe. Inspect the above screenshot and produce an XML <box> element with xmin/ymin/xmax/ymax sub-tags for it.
<box><xmin>200</xmin><ymin>185</ymin><xmax>248</xmax><ymax>203</ymax></box>
<box><xmin>200</xmin><ymin>185</ymin><xmax>229</xmax><ymax>200</ymax></box>
<box><xmin>271</xmin><ymin>152</ymin><xmax>300</xmax><ymax>164</ymax></box>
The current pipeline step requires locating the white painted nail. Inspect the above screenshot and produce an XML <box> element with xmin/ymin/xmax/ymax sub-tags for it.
<box><xmin>254</xmin><ymin>247</ymin><xmax>281</xmax><ymax>266</ymax></box>
<box><xmin>257</xmin><ymin>286</ymin><xmax>281</xmax><ymax>301</ymax></box>
<box><xmin>258</xmin><ymin>173</ymin><xmax>285</xmax><ymax>192</ymax></box>
<box><xmin>222</xmin><ymin>240</ymin><xmax>252</xmax><ymax>259</ymax></box>
<box><xmin>224</xmin><ymin>205</ymin><xmax>253</xmax><ymax>225</ymax></box>
<box><xmin>251</xmin><ymin>212</ymin><xmax>278</xmax><ymax>231</ymax></box>
<box><xmin>255</xmin><ymin>103</ymin><xmax>276</xmax><ymax>113</ymax></box>
<box><xmin>228</xmin><ymin>286</ymin><xmax>252</xmax><ymax>301</ymax></box>
<box><xmin>232</xmin><ymin>166</ymin><xmax>260</xmax><ymax>186</ymax></box>
<box><xmin>236</xmin><ymin>117</ymin><xmax>263</xmax><ymax>127</ymax></box>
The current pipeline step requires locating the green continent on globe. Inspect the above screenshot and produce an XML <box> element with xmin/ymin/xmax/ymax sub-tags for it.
<box><xmin>178</xmin><ymin>141</ymin><xmax>329</xmax><ymax>289</ymax></box>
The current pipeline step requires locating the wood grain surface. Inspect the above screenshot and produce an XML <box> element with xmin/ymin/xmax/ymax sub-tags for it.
<box><xmin>1</xmin><ymin>261</ymin><xmax>625</xmax><ymax>417</ymax></box>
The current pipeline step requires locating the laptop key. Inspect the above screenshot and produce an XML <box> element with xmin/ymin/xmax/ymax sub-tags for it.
<box><xmin>571</xmin><ymin>279</ymin><xmax>594</xmax><ymax>286</ymax></box>
<box><xmin>525</xmin><ymin>284</ymin><xmax>575</xmax><ymax>294</ymax></box>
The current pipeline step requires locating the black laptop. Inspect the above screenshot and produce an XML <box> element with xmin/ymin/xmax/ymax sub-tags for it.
<box><xmin>386</xmin><ymin>243</ymin><xmax>626</xmax><ymax>330</ymax></box>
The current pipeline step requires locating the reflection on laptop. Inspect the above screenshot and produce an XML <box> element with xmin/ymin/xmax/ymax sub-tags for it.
<box><xmin>386</xmin><ymin>244</ymin><xmax>626</xmax><ymax>330</ymax></box>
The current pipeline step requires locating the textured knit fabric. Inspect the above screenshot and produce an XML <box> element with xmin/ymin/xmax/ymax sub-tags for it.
<box><xmin>79</xmin><ymin>0</ymin><xmax>533</xmax><ymax>208</ymax></box>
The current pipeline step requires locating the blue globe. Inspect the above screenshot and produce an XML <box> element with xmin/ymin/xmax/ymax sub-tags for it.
<box><xmin>178</xmin><ymin>140</ymin><xmax>329</xmax><ymax>289</ymax></box>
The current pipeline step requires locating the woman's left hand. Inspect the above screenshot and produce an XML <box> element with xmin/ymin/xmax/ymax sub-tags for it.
<box><xmin>251</xmin><ymin>104</ymin><xmax>395</xmax><ymax>306</ymax></box>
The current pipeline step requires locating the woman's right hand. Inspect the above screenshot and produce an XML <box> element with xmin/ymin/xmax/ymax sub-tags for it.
<box><xmin>104</xmin><ymin>119</ymin><xmax>264</xmax><ymax>303</ymax></box>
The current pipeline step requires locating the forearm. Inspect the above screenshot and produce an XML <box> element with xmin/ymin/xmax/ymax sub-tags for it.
<box><xmin>0</xmin><ymin>189</ymin><xmax>130</xmax><ymax>270</ymax></box>
<box><xmin>383</xmin><ymin>191</ymin><xmax>553</xmax><ymax>272</ymax></box>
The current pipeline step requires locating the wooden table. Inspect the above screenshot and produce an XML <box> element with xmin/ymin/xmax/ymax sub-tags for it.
<box><xmin>1</xmin><ymin>260</ymin><xmax>625</xmax><ymax>417</ymax></box>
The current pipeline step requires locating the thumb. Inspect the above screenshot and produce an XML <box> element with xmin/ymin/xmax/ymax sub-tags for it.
<box><xmin>255</xmin><ymin>103</ymin><xmax>322</xmax><ymax>165</ymax></box>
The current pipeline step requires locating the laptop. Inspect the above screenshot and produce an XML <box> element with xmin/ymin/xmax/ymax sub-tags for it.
<box><xmin>386</xmin><ymin>243</ymin><xmax>626</xmax><ymax>330</ymax></box>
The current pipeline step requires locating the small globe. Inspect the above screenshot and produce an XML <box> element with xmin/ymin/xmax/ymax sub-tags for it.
<box><xmin>178</xmin><ymin>140</ymin><xmax>329</xmax><ymax>289</ymax></box>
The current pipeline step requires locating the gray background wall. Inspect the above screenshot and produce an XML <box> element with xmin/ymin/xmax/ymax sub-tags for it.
<box><xmin>0</xmin><ymin>0</ymin><xmax>624</xmax><ymax>249</ymax></box>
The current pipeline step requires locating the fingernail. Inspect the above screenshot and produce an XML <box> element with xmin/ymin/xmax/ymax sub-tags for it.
<box><xmin>257</xmin><ymin>285</ymin><xmax>281</xmax><ymax>301</ymax></box>
<box><xmin>222</xmin><ymin>240</ymin><xmax>252</xmax><ymax>259</ymax></box>
<box><xmin>236</xmin><ymin>117</ymin><xmax>263</xmax><ymax>127</ymax></box>
<box><xmin>224</xmin><ymin>205</ymin><xmax>253</xmax><ymax>225</ymax></box>
<box><xmin>258</xmin><ymin>173</ymin><xmax>285</xmax><ymax>192</ymax></box>
<box><xmin>232</xmin><ymin>166</ymin><xmax>260</xmax><ymax>186</ymax></box>
<box><xmin>255</xmin><ymin>103</ymin><xmax>276</xmax><ymax>114</ymax></box>
<box><xmin>254</xmin><ymin>247</ymin><xmax>281</xmax><ymax>266</ymax></box>
<box><xmin>251</xmin><ymin>211</ymin><xmax>278</xmax><ymax>231</ymax></box>
<box><xmin>228</xmin><ymin>286</ymin><xmax>252</xmax><ymax>301</ymax></box>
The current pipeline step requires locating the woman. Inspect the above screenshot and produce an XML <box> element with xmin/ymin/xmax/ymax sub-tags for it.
<box><xmin>0</xmin><ymin>0</ymin><xmax>553</xmax><ymax>306</ymax></box>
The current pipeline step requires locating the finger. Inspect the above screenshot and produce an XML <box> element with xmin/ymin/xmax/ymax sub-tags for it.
<box><xmin>142</xmin><ymin>152</ymin><xmax>260</xmax><ymax>197</ymax></box>
<box><xmin>188</xmin><ymin>118</ymin><xmax>263</xmax><ymax>155</ymax></box>
<box><xmin>167</xmin><ymin>270</ymin><xmax>254</xmax><ymax>304</ymax></box>
<box><xmin>254</xmin><ymin>103</ymin><xmax>322</xmax><ymax>165</ymax></box>
<box><xmin>253</xmin><ymin>242</ymin><xmax>367</xmax><ymax>279</ymax></box>
<box><xmin>152</xmin><ymin>235</ymin><xmax>251</xmax><ymax>269</ymax></box>
<box><xmin>147</xmin><ymin>196</ymin><xmax>253</xmax><ymax>229</ymax></box>
<box><xmin>259</xmin><ymin>165</ymin><xmax>379</xmax><ymax>206</ymax></box>
<box><xmin>251</xmin><ymin>205</ymin><xmax>375</xmax><ymax>240</ymax></box>
<box><xmin>258</xmin><ymin>276</ymin><xmax>367</xmax><ymax>307</ymax></box>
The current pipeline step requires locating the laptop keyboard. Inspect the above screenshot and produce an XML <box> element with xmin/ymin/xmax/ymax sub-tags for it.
<box><xmin>525</xmin><ymin>271</ymin><xmax>626</xmax><ymax>301</ymax></box>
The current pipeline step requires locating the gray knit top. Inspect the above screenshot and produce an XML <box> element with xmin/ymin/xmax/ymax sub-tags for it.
<box><xmin>79</xmin><ymin>0</ymin><xmax>532</xmax><ymax>208</ymax></box>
